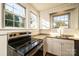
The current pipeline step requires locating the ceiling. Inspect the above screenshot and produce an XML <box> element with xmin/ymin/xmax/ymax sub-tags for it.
<box><xmin>30</xmin><ymin>3</ymin><xmax>63</xmax><ymax>11</ymax></box>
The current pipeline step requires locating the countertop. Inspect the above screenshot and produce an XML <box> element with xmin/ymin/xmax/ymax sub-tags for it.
<box><xmin>32</xmin><ymin>34</ymin><xmax>79</xmax><ymax>40</ymax></box>
<box><xmin>47</xmin><ymin>35</ymin><xmax>79</xmax><ymax>40</ymax></box>
<box><xmin>32</xmin><ymin>35</ymin><xmax>47</xmax><ymax>39</ymax></box>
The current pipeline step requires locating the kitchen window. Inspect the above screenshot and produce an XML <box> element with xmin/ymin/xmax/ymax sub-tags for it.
<box><xmin>52</xmin><ymin>14</ymin><xmax>70</xmax><ymax>28</ymax></box>
<box><xmin>4</xmin><ymin>3</ymin><xmax>26</xmax><ymax>28</ymax></box>
<box><xmin>29</xmin><ymin>12</ymin><xmax>38</xmax><ymax>29</ymax></box>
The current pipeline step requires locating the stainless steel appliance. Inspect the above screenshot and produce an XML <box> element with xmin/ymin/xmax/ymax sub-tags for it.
<box><xmin>7</xmin><ymin>32</ymin><xmax>43</xmax><ymax>56</ymax></box>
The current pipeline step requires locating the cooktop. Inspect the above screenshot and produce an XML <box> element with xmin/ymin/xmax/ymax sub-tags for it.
<box><xmin>9</xmin><ymin>39</ymin><xmax>42</xmax><ymax>56</ymax></box>
<box><xmin>17</xmin><ymin>39</ymin><xmax>42</xmax><ymax>56</ymax></box>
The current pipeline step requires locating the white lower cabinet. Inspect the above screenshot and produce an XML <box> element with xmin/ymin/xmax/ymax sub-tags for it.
<box><xmin>0</xmin><ymin>35</ymin><xmax>7</xmax><ymax>56</ymax></box>
<box><xmin>47</xmin><ymin>38</ymin><xmax>61</xmax><ymax>56</ymax></box>
<box><xmin>46</xmin><ymin>38</ymin><xmax>74</xmax><ymax>56</ymax></box>
<box><xmin>47</xmin><ymin>38</ymin><xmax>53</xmax><ymax>53</ymax></box>
<box><xmin>61</xmin><ymin>40</ymin><xmax>74</xmax><ymax>56</ymax></box>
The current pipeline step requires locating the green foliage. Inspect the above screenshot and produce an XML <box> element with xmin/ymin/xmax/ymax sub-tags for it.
<box><xmin>5</xmin><ymin>12</ymin><xmax>13</xmax><ymax>20</ymax></box>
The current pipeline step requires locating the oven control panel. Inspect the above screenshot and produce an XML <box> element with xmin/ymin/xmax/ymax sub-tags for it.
<box><xmin>8</xmin><ymin>32</ymin><xmax>31</xmax><ymax>39</ymax></box>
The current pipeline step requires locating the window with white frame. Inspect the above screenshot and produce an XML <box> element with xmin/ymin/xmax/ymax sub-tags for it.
<box><xmin>4</xmin><ymin>3</ymin><xmax>26</xmax><ymax>27</ymax></box>
<box><xmin>29</xmin><ymin>12</ymin><xmax>38</xmax><ymax>29</ymax></box>
<box><xmin>52</xmin><ymin>14</ymin><xmax>69</xmax><ymax>28</ymax></box>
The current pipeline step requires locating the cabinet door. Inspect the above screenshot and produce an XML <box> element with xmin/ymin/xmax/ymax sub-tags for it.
<box><xmin>46</xmin><ymin>38</ymin><xmax>53</xmax><ymax>53</ymax></box>
<box><xmin>47</xmin><ymin>38</ymin><xmax>61</xmax><ymax>56</ymax></box>
<box><xmin>61</xmin><ymin>40</ymin><xmax>74</xmax><ymax>56</ymax></box>
<box><xmin>0</xmin><ymin>35</ymin><xmax>7</xmax><ymax>56</ymax></box>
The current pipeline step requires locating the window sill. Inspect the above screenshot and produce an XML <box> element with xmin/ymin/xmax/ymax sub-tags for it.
<box><xmin>1</xmin><ymin>27</ymin><xmax>27</xmax><ymax>30</ymax></box>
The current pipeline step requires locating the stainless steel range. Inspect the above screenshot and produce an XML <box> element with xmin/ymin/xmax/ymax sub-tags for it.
<box><xmin>7</xmin><ymin>32</ymin><xmax>43</xmax><ymax>56</ymax></box>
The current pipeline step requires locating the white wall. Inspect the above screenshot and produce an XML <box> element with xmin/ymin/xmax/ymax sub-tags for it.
<box><xmin>40</xmin><ymin>3</ymin><xmax>79</xmax><ymax>35</ymax></box>
<box><xmin>70</xmin><ymin>8</ymin><xmax>79</xmax><ymax>29</ymax></box>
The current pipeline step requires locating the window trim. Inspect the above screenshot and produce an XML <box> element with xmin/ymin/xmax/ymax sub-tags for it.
<box><xmin>51</xmin><ymin>13</ymin><xmax>70</xmax><ymax>29</ymax></box>
<box><xmin>3</xmin><ymin>3</ymin><xmax>26</xmax><ymax>29</ymax></box>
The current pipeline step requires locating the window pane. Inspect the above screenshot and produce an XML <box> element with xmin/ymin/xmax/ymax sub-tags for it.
<box><xmin>58</xmin><ymin>16</ymin><xmax>60</xmax><ymax>21</ymax></box>
<box><xmin>53</xmin><ymin>14</ymin><xmax>69</xmax><ymax>28</ymax></box>
<box><xmin>64</xmin><ymin>22</ymin><xmax>68</xmax><ymax>26</ymax></box>
<box><xmin>5</xmin><ymin>4</ymin><xmax>14</xmax><ymax>12</ymax></box>
<box><xmin>60</xmin><ymin>15</ymin><xmax>65</xmax><ymax>21</ymax></box>
<box><xmin>19</xmin><ymin>17</ymin><xmax>25</xmax><ymax>27</ymax></box>
<box><xmin>13</xmin><ymin>4</ymin><xmax>25</xmax><ymax>17</ymax></box>
<box><xmin>5</xmin><ymin>12</ymin><xmax>13</xmax><ymax>20</ymax></box>
<box><xmin>19</xmin><ymin>7</ymin><xmax>25</xmax><ymax>16</ymax></box>
<box><xmin>15</xmin><ymin>15</ymin><xmax>19</xmax><ymax>21</ymax></box>
<box><xmin>14</xmin><ymin>8</ymin><xmax>19</xmax><ymax>15</ymax></box>
<box><xmin>20</xmin><ymin>17</ymin><xmax>25</xmax><ymax>27</ymax></box>
<box><xmin>14</xmin><ymin>4</ymin><xmax>20</xmax><ymax>15</ymax></box>
<box><xmin>15</xmin><ymin>22</ymin><xmax>19</xmax><ymax>27</ymax></box>
<box><xmin>20</xmin><ymin>9</ymin><xmax>25</xmax><ymax>17</ymax></box>
<box><xmin>20</xmin><ymin>23</ymin><xmax>24</xmax><ymax>27</ymax></box>
<box><xmin>29</xmin><ymin>13</ymin><xmax>38</xmax><ymax>29</ymax></box>
<box><xmin>64</xmin><ymin>17</ymin><xmax>68</xmax><ymax>22</ymax></box>
<box><xmin>19</xmin><ymin>17</ymin><xmax>23</xmax><ymax>22</ymax></box>
<box><xmin>5</xmin><ymin>20</ymin><xmax>13</xmax><ymax>26</ymax></box>
<box><xmin>6</xmin><ymin>3</ymin><xmax>14</xmax><ymax>7</ymax></box>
